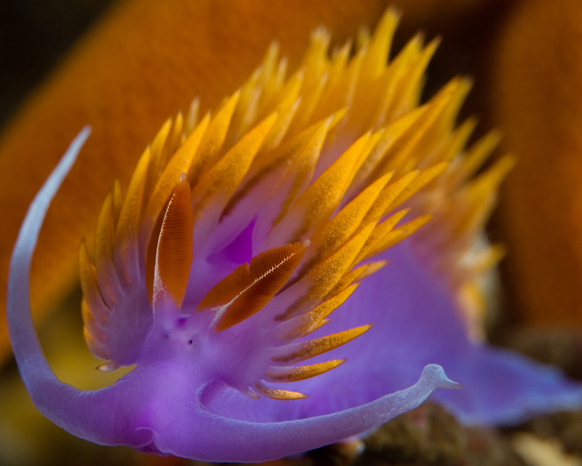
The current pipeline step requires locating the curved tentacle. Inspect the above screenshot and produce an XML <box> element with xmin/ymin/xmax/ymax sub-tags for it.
<box><xmin>6</xmin><ymin>128</ymin><xmax>152</xmax><ymax>448</ymax></box>
<box><xmin>8</xmin><ymin>128</ymin><xmax>91</xmax><ymax>380</ymax></box>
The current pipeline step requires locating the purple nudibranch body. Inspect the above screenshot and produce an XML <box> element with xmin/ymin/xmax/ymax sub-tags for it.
<box><xmin>8</xmin><ymin>127</ymin><xmax>459</xmax><ymax>461</ymax></box>
<box><xmin>7</xmin><ymin>11</ymin><xmax>582</xmax><ymax>462</ymax></box>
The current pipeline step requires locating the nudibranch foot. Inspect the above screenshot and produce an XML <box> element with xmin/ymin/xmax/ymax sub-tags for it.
<box><xmin>149</xmin><ymin>364</ymin><xmax>460</xmax><ymax>463</ymax></box>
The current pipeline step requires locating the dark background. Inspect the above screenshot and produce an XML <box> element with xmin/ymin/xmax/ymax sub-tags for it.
<box><xmin>0</xmin><ymin>0</ymin><xmax>117</xmax><ymax>129</ymax></box>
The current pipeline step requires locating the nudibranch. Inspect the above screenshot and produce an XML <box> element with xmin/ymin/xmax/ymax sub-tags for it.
<box><xmin>8</xmin><ymin>10</ymin><xmax>582</xmax><ymax>463</ymax></box>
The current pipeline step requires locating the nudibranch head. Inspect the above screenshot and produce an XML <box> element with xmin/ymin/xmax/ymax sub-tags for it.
<box><xmin>9</xmin><ymin>8</ymin><xmax>582</xmax><ymax>463</ymax></box>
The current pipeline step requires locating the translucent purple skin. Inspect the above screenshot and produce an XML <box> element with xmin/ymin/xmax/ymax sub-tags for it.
<box><xmin>7</xmin><ymin>129</ymin><xmax>582</xmax><ymax>462</ymax></box>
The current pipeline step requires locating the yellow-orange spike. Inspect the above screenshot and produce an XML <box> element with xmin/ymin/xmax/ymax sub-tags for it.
<box><xmin>362</xmin><ymin>70</ymin><xmax>400</xmax><ymax>132</ymax></box>
<box><xmin>295</xmin><ymin>27</ymin><xmax>330</xmax><ymax>99</ymax></box>
<box><xmin>319</xmin><ymin>42</ymin><xmax>366</xmax><ymax>128</ymax></box>
<box><xmin>197</xmin><ymin>242</ymin><xmax>306</xmax><ymax>332</ymax></box>
<box><xmin>440</xmin><ymin>78</ymin><xmax>473</xmax><ymax>134</ymax></box>
<box><xmin>472</xmin><ymin>156</ymin><xmax>516</xmax><ymax>204</ymax></box>
<box><xmin>380</xmin><ymin>35</ymin><xmax>425</xmax><ymax>122</ymax></box>
<box><xmin>239</xmin><ymin>110</ymin><xmax>340</xmax><ymax>201</ymax></box>
<box><xmin>325</xmin><ymin>40</ymin><xmax>351</xmax><ymax>88</ymax></box>
<box><xmin>276</xmin><ymin>221</ymin><xmax>376</xmax><ymax>320</ymax></box>
<box><xmin>265</xmin><ymin>359</ymin><xmax>346</xmax><ymax>383</ymax></box>
<box><xmin>349</xmin><ymin>18</ymin><xmax>400</xmax><ymax>131</ymax></box>
<box><xmin>471</xmin><ymin>245</ymin><xmax>506</xmax><ymax>276</ymax></box>
<box><xmin>115</xmin><ymin>147</ymin><xmax>150</xmax><ymax>283</ymax></box>
<box><xmin>230</xmin><ymin>72</ymin><xmax>263</xmax><ymax>144</ymax></box>
<box><xmin>311</xmin><ymin>44</ymin><xmax>352</xmax><ymax>121</ymax></box>
<box><xmin>357</xmin><ymin>260</ymin><xmax>388</xmax><ymax>281</ymax></box>
<box><xmin>268</xmin><ymin>114</ymin><xmax>338</xmax><ymax>228</ymax></box>
<box><xmin>80</xmin><ymin>256</ymin><xmax>116</xmax><ymax>365</ymax></box>
<box><xmin>293</xmin><ymin>171</ymin><xmax>393</xmax><ymax>282</ymax></box>
<box><xmin>93</xmin><ymin>192</ymin><xmax>121</xmax><ymax>306</ymax></box>
<box><xmin>362</xmin><ymin>9</ymin><xmax>399</xmax><ymax>83</ymax></box>
<box><xmin>382</xmin><ymin>86</ymin><xmax>457</xmax><ymax>175</ymax></box>
<box><xmin>265</xmin><ymin>132</ymin><xmax>371</xmax><ymax>249</ymax></box>
<box><xmin>398</xmin><ymin>38</ymin><xmax>440</xmax><ymax>115</ymax></box>
<box><xmin>260</xmin><ymin>80</ymin><xmax>302</xmax><ymax>153</ymax></box>
<box><xmin>281</xmin><ymin>283</ymin><xmax>360</xmax><ymax>341</ymax></box>
<box><xmin>350</xmin><ymin>130</ymin><xmax>385</xmax><ymax>184</ymax></box>
<box><xmin>272</xmin><ymin>325</ymin><xmax>372</xmax><ymax>365</ymax></box>
<box><xmin>145</xmin><ymin>189</ymin><xmax>171</xmax><ymax>306</ymax></box>
<box><xmin>459</xmin><ymin>244</ymin><xmax>507</xmax><ymax>280</ymax></box>
<box><xmin>452</xmin><ymin>157</ymin><xmax>515</xmax><ymax>240</ymax></box>
<box><xmin>325</xmin><ymin>260</ymin><xmax>387</xmax><ymax>300</ymax></box>
<box><xmin>349</xmin><ymin>106</ymin><xmax>425</xmax><ymax>190</ymax></box>
<box><xmin>455</xmin><ymin>131</ymin><xmax>502</xmax><ymax>187</ymax></box>
<box><xmin>94</xmin><ymin>191</ymin><xmax>115</xmax><ymax>261</ymax></box>
<box><xmin>79</xmin><ymin>239</ymin><xmax>110</xmax><ymax>324</ymax></box>
<box><xmin>151</xmin><ymin>118</ymin><xmax>173</xmax><ymax>164</ymax></box>
<box><xmin>184</xmin><ymin>97</ymin><xmax>200</xmax><ymax>137</ymax></box>
<box><xmin>263</xmin><ymin>59</ymin><xmax>301</xmax><ymax>111</ymax></box>
<box><xmin>81</xmin><ymin>298</ymin><xmax>107</xmax><ymax>344</ymax></box>
<box><xmin>356</xmin><ymin>26</ymin><xmax>370</xmax><ymax>50</ymax></box>
<box><xmin>348</xmin><ymin>212</ymin><xmax>408</xmax><ymax>269</ymax></box>
<box><xmin>170</xmin><ymin>111</ymin><xmax>185</xmax><ymax>146</ymax></box>
<box><xmin>111</xmin><ymin>179</ymin><xmax>123</xmax><ymax>225</ymax></box>
<box><xmin>326</xmin><ymin>264</ymin><xmax>373</xmax><ymax>300</ymax></box>
<box><xmin>389</xmin><ymin>162</ymin><xmax>447</xmax><ymax>211</ymax></box>
<box><xmin>144</xmin><ymin>119</ymin><xmax>174</xmax><ymax>201</ymax></box>
<box><xmin>187</xmin><ymin>91</ymin><xmax>240</xmax><ymax>186</ymax></box>
<box><xmin>413</xmin><ymin>81</ymin><xmax>472</xmax><ymax>166</ymax></box>
<box><xmin>231</xmin><ymin>43</ymin><xmax>285</xmax><ymax>144</ymax></box>
<box><xmin>361</xmin><ymin>171</ymin><xmax>418</xmax><ymax>226</ymax></box>
<box><xmin>191</xmin><ymin>114</ymin><xmax>278</xmax><ymax>223</ymax></box>
<box><xmin>83</xmin><ymin>323</ymin><xmax>108</xmax><ymax>362</ymax></box>
<box><xmin>254</xmin><ymin>382</ymin><xmax>308</xmax><ymax>401</ymax></box>
<box><xmin>328</xmin><ymin>169</ymin><xmax>394</xmax><ymax>241</ymax></box>
<box><xmin>221</xmin><ymin>114</ymin><xmax>337</xmax><ymax>231</ymax></box>
<box><xmin>82</xmin><ymin>299</ymin><xmax>109</xmax><ymax>361</ymax></box>
<box><xmin>256</xmin><ymin>42</ymin><xmax>284</xmax><ymax>107</ymax></box>
<box><xmin>146</xmin><ymin>179</ymin><xmax>194</xmax><ymax>309</ymax></box>
<box><xmin>170</xmin><ymin>112</ymin><xmax>184</xmax><ymax>152</ymax></box>
<box><xmin>289</xmin><ymin>68</ymin><xmax>329</xmax><ymax>137</ymax></box>
<box><xmin>437</xmin><ymin>118</ymin><xmax>477</xmax><ymax>168</ymax></box>
<box><xmin>361</xmin><ymin>215</ymin><xmax>432</xmax><ymax>264</ymax></box>
<box><xmin>141</xmin><ymin>114</ymin><xmax>210</xmax><ymax>240</ymax></box>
